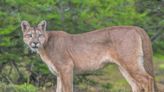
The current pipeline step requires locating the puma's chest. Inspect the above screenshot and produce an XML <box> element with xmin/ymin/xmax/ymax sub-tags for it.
<box><xmin>39</xmin><ymin>53</ymin><xmax>58</xmax><ymax>75</ymax></box>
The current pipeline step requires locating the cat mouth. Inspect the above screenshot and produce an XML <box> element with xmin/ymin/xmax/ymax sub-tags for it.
<box><xmin>30</xmin><ymin>46</ymin><xmax>38</xmax><ymax>52</ymax></box>
<box><xmin>30</xmin><ymin>44</ymin><xmax>41</xmax><ymax>52</ymax></box>
<box><xmin>31</xmin><ymin>46</ymin><xmax>39</xmax><ymax>49</ymax></box>
<box><xmin>31</xmin><ymin>45</ymin><xmax>38</xmax><ymax>49</ymax></box>
<box><xmin>32</xmin><ymin>46</ymin><xmax>38</xmax><ymax>49</ymax></box>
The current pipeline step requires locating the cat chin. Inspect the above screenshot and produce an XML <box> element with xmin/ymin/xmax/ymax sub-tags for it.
<box><xmin>30</xmin><ymin>47</ymin><xmax>38</xmax><ymax>53</ymax></box>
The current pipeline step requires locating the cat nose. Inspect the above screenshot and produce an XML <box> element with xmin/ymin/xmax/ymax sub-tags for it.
<box><xmin>33</xmin><ymin>42</ymin><xmax>38</xmax><ymax>45</ymax></box>
<box><xmin>31</xmin><ymin>42</ymin><xmax>39</xmax><ymax>47</ymax></box>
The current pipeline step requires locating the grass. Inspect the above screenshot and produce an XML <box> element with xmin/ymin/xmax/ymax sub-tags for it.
<box><xmin>75</xmin><ymin>64</ymin><xmax>131</xmax><ymax>92</ymax></box>
<box><xmin>0</xmin><ymin>83</ymin><xmax>37</xmax><ymax>92</ymax></box>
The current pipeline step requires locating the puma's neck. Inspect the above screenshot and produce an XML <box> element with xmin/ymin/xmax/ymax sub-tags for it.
<box><xmin>37</xmin><ymin>31</ymin><xmax>69</xmax><ymax>56</ymax></box>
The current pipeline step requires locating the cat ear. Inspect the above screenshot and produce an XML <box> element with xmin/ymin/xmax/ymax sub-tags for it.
<box><xmin>38</xmin><ymin>20</ymin><xmax>47</xmax><ymax>31</ymax></box>
<box><xmin>21</xmin><ymin>20</ymin><xmax>30</xmax><ymax>32</ymax></box>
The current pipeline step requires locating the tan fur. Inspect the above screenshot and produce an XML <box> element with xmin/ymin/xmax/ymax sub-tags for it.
<box><xmin>21</xmin><ymin>20</ymin><xmax>157</xmax><ymax>92</ymax></box>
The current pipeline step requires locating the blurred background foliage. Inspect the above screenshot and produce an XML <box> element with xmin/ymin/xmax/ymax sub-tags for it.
<box><xmin>0</xmin><ymin>0</ymin><xmax>163</xmax><ymax>92</ymax></box>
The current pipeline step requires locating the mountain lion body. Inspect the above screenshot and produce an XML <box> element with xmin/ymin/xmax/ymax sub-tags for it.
<box><xmin>21</xmin><ymin>20</ymin><xmax>157</xmax><ymax>92</ymax></box>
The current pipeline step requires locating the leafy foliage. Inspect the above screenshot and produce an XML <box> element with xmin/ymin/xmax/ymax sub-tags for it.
<box><xmin>135</xmin><ymin>0</ymin><xmax>164</xmax><ymax>54</ymax></box>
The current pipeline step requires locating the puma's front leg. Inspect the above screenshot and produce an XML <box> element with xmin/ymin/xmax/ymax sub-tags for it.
<box><xmin>56</xmin><ymin>76</ymin><xmax>62</xmax><ymax>92</ymax></box>
<box><xmin>60</xmin><ymin>67</ymin><xmax>73</xmax><ymax>92</ymax></box>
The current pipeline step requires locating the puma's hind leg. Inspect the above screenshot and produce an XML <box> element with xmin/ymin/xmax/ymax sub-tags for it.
<box><xmin>131</xmin><ymin>71</ymin><xmax>155</xmax><ymax>92</ymax></box>
<box><xmin>119</xmin><ymin>66</ymin><xmax>140</xmax><ymax>92</ymax></box>
<box><xmin>119</xmin><ymin>65</ymin><xmax>155</xmax><ymax>92</ymax></box>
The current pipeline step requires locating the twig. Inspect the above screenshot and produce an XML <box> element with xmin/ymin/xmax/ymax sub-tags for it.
<box><xmin>151</xmin><ymin>28</ymin><xmax>164</xmax><ymax>42</ymax></box>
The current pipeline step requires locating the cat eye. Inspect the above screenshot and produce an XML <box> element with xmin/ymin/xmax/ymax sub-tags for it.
<box><xmin>28</xmin><ymin>34</ymin><xmax>32</xmax><ymax>37</ymax></box>
<box><xmin>38</xmin><ymin>34</ymin><xmax>43</xmax><ymax>37</ymax></box>
<box><xmin>24</xmin><ymin>34</ymin><xmax>32</xmax><ymax>38</ymax></box>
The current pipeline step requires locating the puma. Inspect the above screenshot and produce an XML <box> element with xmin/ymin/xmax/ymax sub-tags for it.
<box><xmin>21</xmin><ymin>20</ymin><xmax>157</xmax><ymax>92</ymax></box>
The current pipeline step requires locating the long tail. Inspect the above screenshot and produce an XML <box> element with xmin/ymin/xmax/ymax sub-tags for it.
<box><xmin>136</xmin><ymin>27</ymin><xmax>158</xmax><ymax>92</ymax></box>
